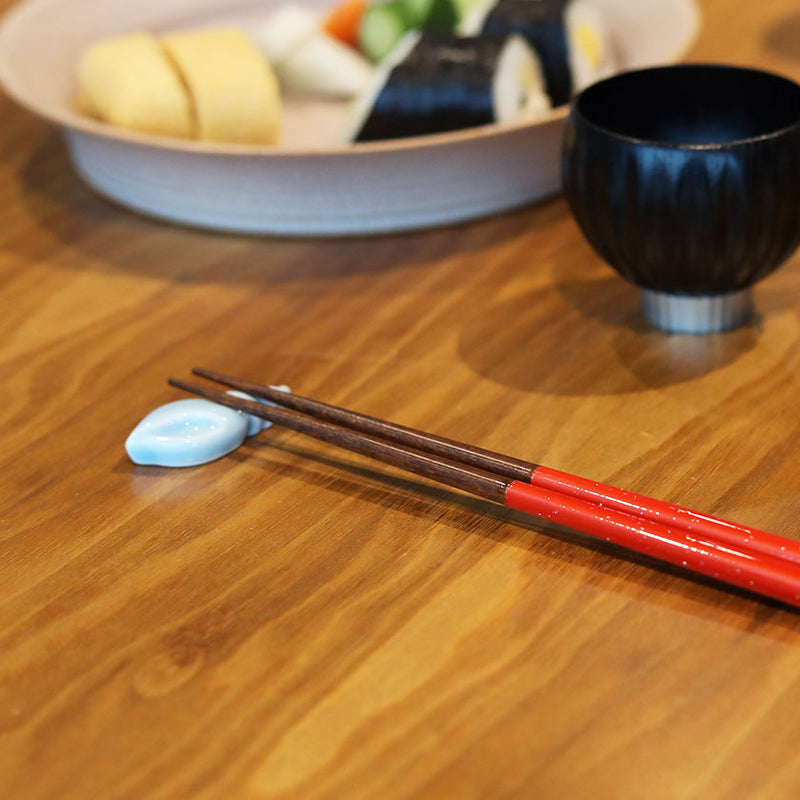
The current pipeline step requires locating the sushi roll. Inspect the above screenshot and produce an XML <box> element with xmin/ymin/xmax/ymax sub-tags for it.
<box><xmin>564</xmin><ymin>0</ymin><xmax>615</xmax><ymax>93</ymax></box>
<box><xmin>464</xmin><ymin>0</ymin><xmax>614</xmax><ymax>106</ymax></box>
<box><xmin>349</xmin><ymin>31</ymin><xmax>551</xmax><ymax>142</ymax></box>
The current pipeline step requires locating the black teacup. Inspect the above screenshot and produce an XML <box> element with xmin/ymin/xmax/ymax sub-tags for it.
<box><xmin>562</xmin><ymin>64</ymin><xmax>800</xmax><ymax>333</ymax></box>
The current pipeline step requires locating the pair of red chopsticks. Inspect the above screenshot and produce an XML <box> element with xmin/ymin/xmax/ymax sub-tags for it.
<box><xmin>170</xmin><ymin>368</ymin><xmax>800</xmax><ymax>609</ymax></box>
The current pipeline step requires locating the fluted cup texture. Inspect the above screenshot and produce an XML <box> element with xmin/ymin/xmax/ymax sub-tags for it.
<box><xmin>562</xmin><ymin>66</ymin><xmax>800</xmax><ymax>300</ymax></box>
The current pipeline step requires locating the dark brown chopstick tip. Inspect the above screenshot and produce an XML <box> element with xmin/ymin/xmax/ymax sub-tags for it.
<box><xmin>170</xmin><ymin>376</ymin><xmax>510</xmax><ymax>504</ymax></box>
<box><xmin>188</xmin><ymin>367</ymin><xmax>537</xmax><ymax>483</ymax></box>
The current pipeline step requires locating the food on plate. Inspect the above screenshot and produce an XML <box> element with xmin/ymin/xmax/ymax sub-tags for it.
<box><xmin>73</xmin><ymin>0</ymin><xmax>614</xmax><ymax>145</ymax></box>
<box><xmin>323</xmin><ymin>0</ymin><xmax>368</xmax><ymax>47</ymax></box>
<box><xmin>349</xmin><ymin>31</ymin><xmax>550</xmax><ymax>141</ymax></box>
<box><xmin>358</xmin><ymin>0</ymin><xmax>459</xmax><ymax>62</ymax></box>
<box><xmin>256</xmin><ymin>5</ymin><xmax>319</xmax><ymax>64</ymax></box>
<box><xmin>76</xmin><ymin>27</ymin><xmax>281</xmax><ymax>143</ymax></box>
<box><xmin>277</xmin><ymin>31</ymin><xmax>373</xmax><ymax>96</ymax></box>
<box><xmin>161</xmin><ymin>28</ymin><xmax>281</xmax><ymax>144</ymax></box>
<box><xmin>75</xmin><ymin>32</ymin><xmax>194</xmax><ymax>139</ymax></box>
<box><xmin>464</xmin><ymin>0</ymin><xmax>614</xmax><ymax>105</ymax></box>
<box><xmin>255</xmin><ymin>5</ymin><xmax>374</xmax><ymax>98</ymax></box>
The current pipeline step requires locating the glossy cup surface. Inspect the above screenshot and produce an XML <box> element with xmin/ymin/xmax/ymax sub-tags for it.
<box><xmin>562</xmin><ymin>65</ymin><xmax>800</xmax><ymax>329</ymax></box>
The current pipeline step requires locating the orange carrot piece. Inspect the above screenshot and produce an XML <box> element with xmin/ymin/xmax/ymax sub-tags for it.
<box><xmin>323</xmin><ymin>0</ymin><xmax>368</xmax><ymax>48</ymax></box>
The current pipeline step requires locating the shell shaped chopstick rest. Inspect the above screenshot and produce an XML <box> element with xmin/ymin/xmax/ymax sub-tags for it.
<box><xmin>562</xmin><ymin>65</ymin><xmax>800</xmax><ymax>333</ymax></box>
<box><xmin>126</xmin><ymin>388</ymin><xmax>289</xmax><ymax>467</ymax></box>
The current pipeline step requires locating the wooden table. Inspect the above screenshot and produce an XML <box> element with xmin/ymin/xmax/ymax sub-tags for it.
<box><xmin>4</xmin><ymin>1</ymin><xmax>800</xmax><ymax>797</ymax></box>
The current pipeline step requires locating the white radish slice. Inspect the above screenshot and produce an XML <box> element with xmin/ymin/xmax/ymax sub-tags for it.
<box><xmin>255</xmin><ymin>5</ymin><xmax>319</xmax><ymax>66</ymax></box>
<box><xmin>278</xmin><ymin>33</ymin><xmax>374</xmax><ymax>98</ymax></box>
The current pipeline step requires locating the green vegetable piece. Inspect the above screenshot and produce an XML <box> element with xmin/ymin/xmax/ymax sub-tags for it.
<box><xmin>405</xmin><ymin>0</ymin><xmax>459</xmax><ymax>32</ymax></box>
<box><xmin>359</xmin><ymin>1</ymin><xmax>411</xmax><ymax>62</ymax></box>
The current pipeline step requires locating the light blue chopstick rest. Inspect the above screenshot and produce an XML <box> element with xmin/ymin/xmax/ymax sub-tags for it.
<box><xmin>125</xmin><ymin>387</ymin><xmax>290</xmax><ymax>467</ymax></box>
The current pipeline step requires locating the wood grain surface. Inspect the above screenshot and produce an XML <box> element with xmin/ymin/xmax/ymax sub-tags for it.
<box><xmin>5</xmin><ymin>1</ymin><xmax>800</xmax><ymax>797</ymax></box>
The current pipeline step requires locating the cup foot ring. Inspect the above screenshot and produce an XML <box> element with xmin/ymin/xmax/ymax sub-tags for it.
<box><xmin>639</xmin><ymin>287</ymin><xmax>754</xmax><ymax>334</ymax></box>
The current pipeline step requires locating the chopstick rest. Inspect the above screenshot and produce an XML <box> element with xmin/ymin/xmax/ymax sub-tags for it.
<box><xmin>167</xmin><ymin>372</ymin><xmax>800</xmax><ymax>609</ymax></box>
<box><xmin>126</xmin><ymin>387</ymin><xmax>289</xmax><ymax>467</ymax></box>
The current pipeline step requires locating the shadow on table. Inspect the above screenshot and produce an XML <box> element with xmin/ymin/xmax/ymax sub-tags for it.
<box><xmin>762</xmin><ymin>12</ymin><xmax>800</xmax><ymax>61</ymax></box>
<box><xmin>228</xmin><ymin>435</ymin><xmax>800</xmax><ymax>632</ymax></box>
<box><xmin>10</xmin><ymin>130</ymin><xmax>550</xmax><ymax>287</ymax></box>
<box><xmin>456</xmin><ymin>274</ymin><xmax>800</xmax><ymax>395</ymax></box>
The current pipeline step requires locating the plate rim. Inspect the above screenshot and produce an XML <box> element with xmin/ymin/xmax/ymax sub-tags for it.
<box><xmin>0</xmin><ymin>0</ymin><xmax>701</xmax><ymax>158</ymax></box>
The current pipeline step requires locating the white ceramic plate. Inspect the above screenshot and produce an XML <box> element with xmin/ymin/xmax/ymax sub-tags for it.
<box><xmin>0</xmin><ymin>0</ymin><xmax>699</xmax><ymax>235</ymax></box>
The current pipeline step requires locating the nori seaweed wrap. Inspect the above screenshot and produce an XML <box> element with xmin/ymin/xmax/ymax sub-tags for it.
<box><xmin>464</xmin><ymin>0</ymin><xmax>613</xmax><ymax>106</ymax></box>
<box><xmin>480</xmin><ymin>0</ymin><xmax>571</xmax><ymax>104</ymax></box>
<box><xmin>350</xmin><ymin>32</ymin><xmax>550</xmax><ymax>142</ymax></box>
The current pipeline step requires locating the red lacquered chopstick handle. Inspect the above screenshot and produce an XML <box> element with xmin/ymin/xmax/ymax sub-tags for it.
<box><xmin>504</xmin><ymin>480</ymin><xmax>800</xmax><ymax>608</ymax></box>
<box><xmin>530</xmin><ymin>466</ymin><xmax>800</xmax><ymax>567</ymax></box>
